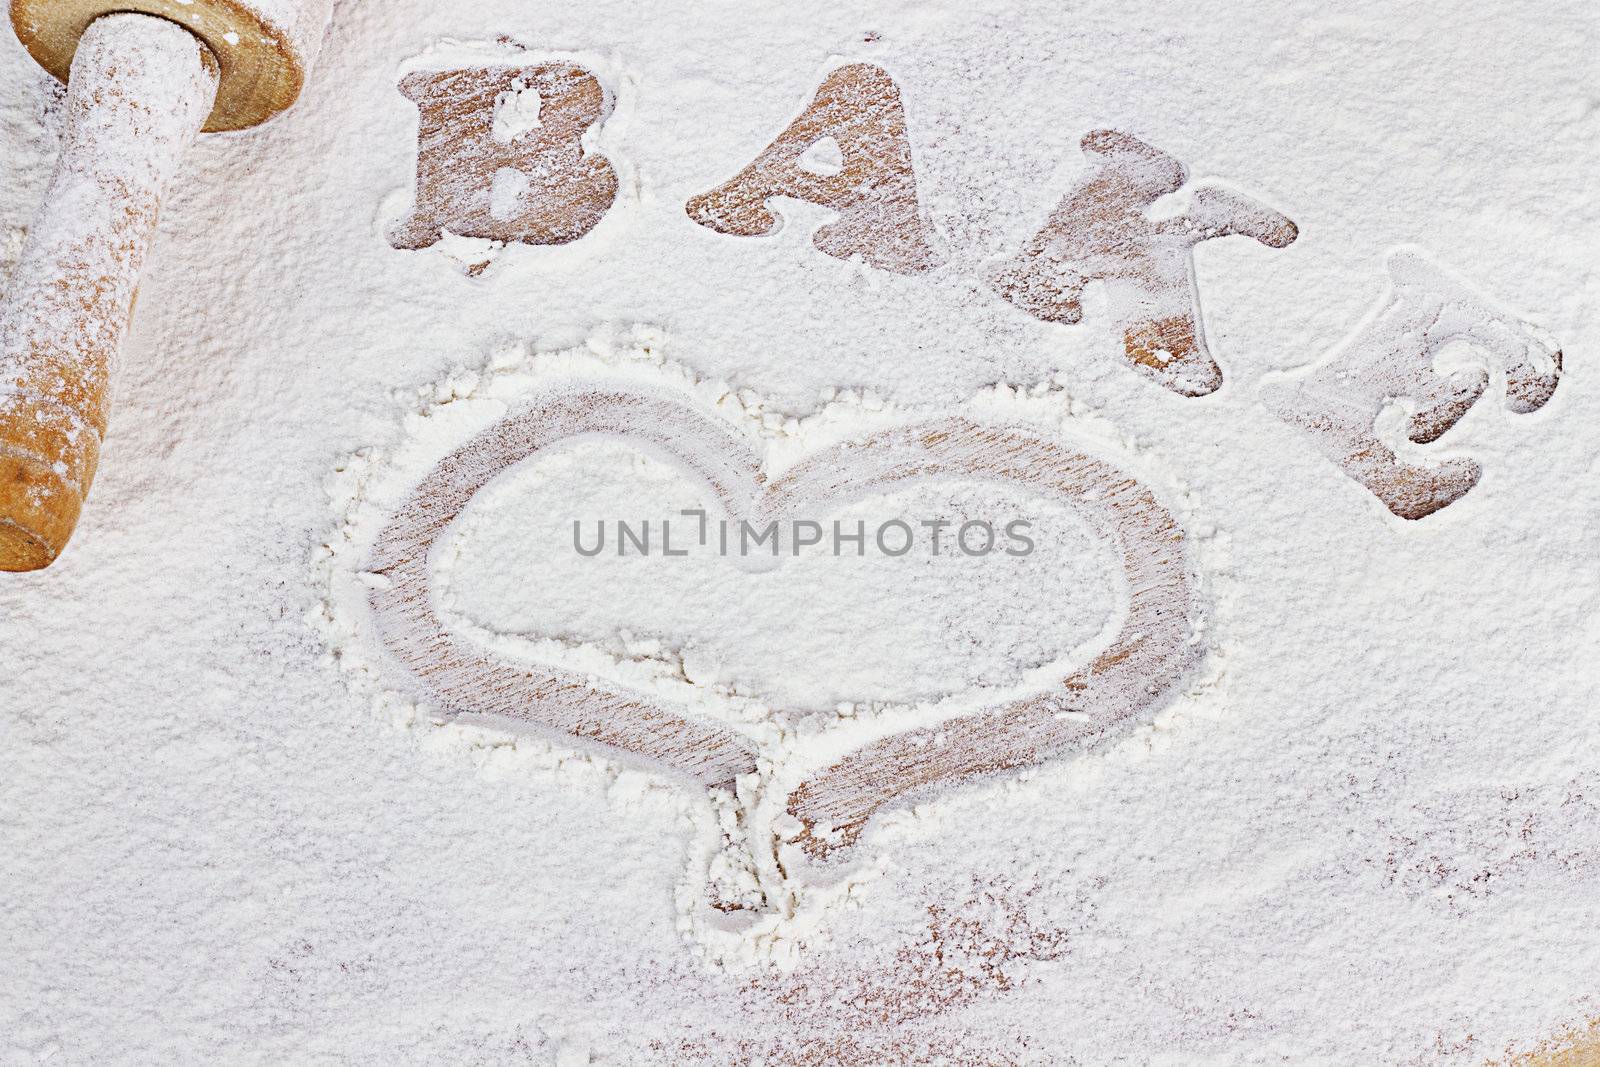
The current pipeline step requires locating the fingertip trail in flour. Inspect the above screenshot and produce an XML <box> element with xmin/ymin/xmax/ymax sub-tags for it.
<box><xmin>777</xmin><ymin>420</ymin><xmax>1205</xmax><ymax>858</ymax></box>
<box><xmin>365</xmin><ymin>385</ymin><xmax>764</xmax><ymax>789</ymax></box>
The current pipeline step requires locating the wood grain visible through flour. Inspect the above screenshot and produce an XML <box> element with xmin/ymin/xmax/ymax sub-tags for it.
<box><xmin>391</xmin><ymin>63</ymin><xmax>618</xmax><ymax>263</ymax></box>
<box><xmin>770</xmin><ymin>419</ymin><xmax>1203</xmax><ymax>857</ymax></box>
<box><xmin>1262</xmin><ymin>250</ymin><xmax>1561</xmax><ymax>519</ymax></box>
<box><xmin>990</xmin><ymin>128</ymin><xmax>1298</xmax><ymax>397</ymax></box>
<box><xmin>364</xmin><ymin>389</ymin><xmax>763</xmax><ymax>789</ymax></box>
<box><xmin>686</xmin><ymin>63</ymin><xmax>941</xmax><ymax>275</ymax></box>
<box><xmin>659</xmin><ymin>876</ymin><xmax>1073</xmax><ymax>1065</ymax></box>
<box><xmin>361</xmin><ymin>383</ymin><xmax>1204</xmax><ymax>868</ymax></box>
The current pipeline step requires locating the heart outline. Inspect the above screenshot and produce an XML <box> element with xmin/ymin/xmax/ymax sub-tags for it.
<box><xmin>364</xmin><ymin>382</ymin><xmax>1205</xmax><ymax>860</ymax></box>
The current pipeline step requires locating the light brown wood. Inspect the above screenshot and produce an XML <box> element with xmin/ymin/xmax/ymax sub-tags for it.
<box><xmin>10</xmin><ymin>0</ymin><xmax>332</xmax><ymax>132</ymax></box>
<box><xmin>390</xmin><ymin>63</ymin><xmax>619</xmax><ymax>261</ymax></box>
<box><xmin>686</xmin><ymin>63</ymin><xmax>942</xmax><ymax>275</ymax></box>
<box><xmin>1500</xmin><ymin>1021</ymin><xmax>1600</xmax><ymax>1067</ymax></box>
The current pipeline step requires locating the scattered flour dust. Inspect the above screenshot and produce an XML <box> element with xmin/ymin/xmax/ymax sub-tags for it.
<box><xmin>1</xmin><ymin>1</ymin><xmax>1597</xmax><ymax>1064</ymax></box>
<box><xmin>311</xmin><ymin>326</ymin><xmax>1223</xmax><ymax>968</ymax></box>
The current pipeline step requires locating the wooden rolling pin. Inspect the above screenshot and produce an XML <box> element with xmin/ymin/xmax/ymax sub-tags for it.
<box><xmin>0</xmin><ymin>0</ymin><xmax>333</xmax><ymax>571</ymax></box>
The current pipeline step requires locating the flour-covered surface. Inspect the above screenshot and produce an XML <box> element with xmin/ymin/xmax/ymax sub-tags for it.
<box><xmin>2</xmin><ymin>1</ymin><xmax>1598</xmax><ymax>1064</ymax></box>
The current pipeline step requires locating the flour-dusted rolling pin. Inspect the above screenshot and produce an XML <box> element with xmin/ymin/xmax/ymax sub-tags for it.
<box><xmin>0</xmin><ymin>0</ymin><xmax>334</xmax><ymax>571</ymax></box>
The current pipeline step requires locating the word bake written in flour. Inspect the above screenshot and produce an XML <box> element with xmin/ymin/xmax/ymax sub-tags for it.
<box><xmin>571</xmin><ymin>511</ymin><xmax>1037</xmax><ymax>558</ymax></box>
<box><xmin>390</xmin><ymin>57</ymin><xmax>1564</xmax><ymax>518</ymax></box>
<box><xmin>390</xmin><ymin>59</ymin><xmax>1297</xmax><ymax>398</ymax></box>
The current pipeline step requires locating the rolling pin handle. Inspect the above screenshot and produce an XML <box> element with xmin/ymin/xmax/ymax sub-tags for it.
<box><xmin>0</xmin><ymin>14</ymin><xmax>218</xmax><ymax>571</ymax></box>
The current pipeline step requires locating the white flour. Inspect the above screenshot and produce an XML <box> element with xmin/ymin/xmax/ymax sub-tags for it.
<box><xmin>2</xmin><ymin>1</ymin><xmax>1598</xmax><ymax>1064</ymax></box>
<box><xmin>311</xmin><ymin>333</ymin><xmax>1221</xmax><ymax>968</ymax></box>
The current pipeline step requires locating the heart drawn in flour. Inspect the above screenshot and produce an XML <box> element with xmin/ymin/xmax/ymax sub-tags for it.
<box><xmin>358</xmin><ymin>380</ymin><xmax>1206</xmax><ymax>869</ymax></box>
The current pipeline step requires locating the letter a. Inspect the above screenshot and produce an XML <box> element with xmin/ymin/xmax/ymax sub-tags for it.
<box><xmin>686</xmin><ymin>63</ymin><xmax>940</xmax><ymax>275</ymax></box>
